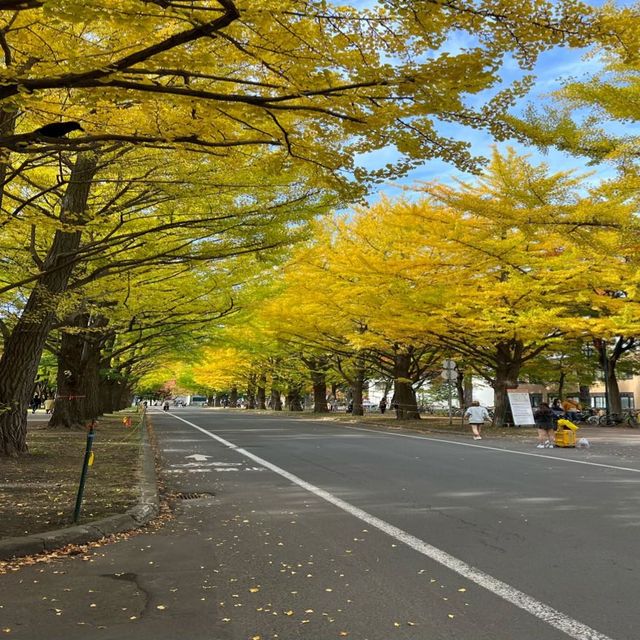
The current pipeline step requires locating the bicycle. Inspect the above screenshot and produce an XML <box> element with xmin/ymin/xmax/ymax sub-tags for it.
<box><xmin>598</xmin><ymin>409</ymin><xmax>639</xmax><ymax>427</ymax></box>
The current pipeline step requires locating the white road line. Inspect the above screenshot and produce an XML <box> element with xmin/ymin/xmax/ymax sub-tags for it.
<box><xmin>165</xmin><ymin>412</ymin><xmax>614</xmax><ymax>640</ymax></box>
<box><xmin>343</xmin><ymin>425</ymin><xmax>640</xmax><ymax>474</ymax></box>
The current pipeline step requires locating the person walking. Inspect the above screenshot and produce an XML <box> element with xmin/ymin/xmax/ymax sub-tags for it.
<box><xmin>464</xmin><ymin>400</ymin><xmax>490</xmax><ymax>440</ymax></box>
<box><xmin>379</xmin><ymin>397</ymin><xmax>387</xmax><ymax>414</ymax></box>
<box><xmin>534</xmin><ymin>402</ymin><xmax>556</xmax><ymax>448</ymax></box>
<box><xmin>30</xmin><ymin>393</ymin><xmax>41</xmax><ymax>414</ymax></box>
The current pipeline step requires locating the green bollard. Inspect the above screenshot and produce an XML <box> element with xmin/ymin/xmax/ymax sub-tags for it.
<box><xmin>73</xmin><ymin>420</ymin><xmax>96</xmax><ymax>524</ymax></box>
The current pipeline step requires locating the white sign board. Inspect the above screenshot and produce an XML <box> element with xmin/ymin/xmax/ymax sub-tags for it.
<box><xmin>507</xmin><ymin>391</ymin><xmax>535</xmax><ymax>426</ymax></box>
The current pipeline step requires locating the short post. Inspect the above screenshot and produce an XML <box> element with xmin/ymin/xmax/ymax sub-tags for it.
<box><xmin>73</xmin><ymin>420</ymin><xmax>96</xmax><ymax>524</ymax></box>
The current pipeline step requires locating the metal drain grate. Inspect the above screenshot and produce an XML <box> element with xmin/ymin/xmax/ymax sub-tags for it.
<box><xmin>175</xmin><ymin>491</ymin><xmax>214</xmax><ymax>500</ymax></box>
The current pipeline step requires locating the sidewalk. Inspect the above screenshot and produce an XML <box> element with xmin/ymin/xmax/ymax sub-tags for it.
<box><xmin>0</xmin><ymin>413</ymin><xmax>159</xmax><ymax>562</ymax></box>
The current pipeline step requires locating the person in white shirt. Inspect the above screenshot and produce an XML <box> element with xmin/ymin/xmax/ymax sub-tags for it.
<box><xmin>464</xmin><ymin>401</ymin><xmax>490</xmax><ymax>440</ymax></box>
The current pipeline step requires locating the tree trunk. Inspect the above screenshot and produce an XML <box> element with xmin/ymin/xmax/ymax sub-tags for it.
<box><xmin>0</xmin><ymin>153</ymin><xmax>98</xmax><ymax>455</ymax></box>
<box><xmin>82</xmin><ymin>348</ymin><xmax>102</xmax><ymax>418</ymax></box>
<box><xmin>270</xmin><ymin>387</ymin><xmax>282</xmax><ymax>411</ymax></box>
<box><xmin>578</xmin><ymin>384</ymin><xmax>590</xmax><ymax>409</ymax></box>
<box><xmin>312</xmin><ymin>372</ymin><xmax>328</xmax><ymax>413</ymax></box>
<box><xmin>491</xmin><ymin>340</ymin><xmax>523</xmax><ymax>427</ymax></box>
<box><xmin>48</xmin><ymin>315</ymin><xmax>89</xmax><ymax>429</ymax></box>
<box><xmin>100</xmin><ymin>379</ymin><xmax>126</xmax><ymax>414</ymax></box>
<box><xmin>49</xmin><ymin>313</ymin><xmax>108</xmax><ymax>429</ymax></box>
<box><xmin>351</xmin><ymin>362</ymin><xmax>365</xmax><ymax>417</ymax></box>
<box><xmin>245</xmin><ymin>373</ymin><xmax>256</xmax><ymax>409</ymax></box>
<box><xmin>257</xmin><ymin>373</ymin><xmax>267</xmax><ymax>410</ymax></box>
<box><xmin>606</xmin><ymin>368</ymin><xmax>622</xmax><ymax>415</ymax></box>
<box><xmin>286</xmin><ymin>386</ymin><xmax>304</xmax><ymax>411</ymax></box>
<box><xmin>116</xmin><ymin>382</ymin><xmax>132</xmax><ymax>411</ymax></box>
<box><xmin>463</xmin><ymin>372</ymin><xmax>473</xmax><ymax>408</ymax></box>
<box><xmin>229</xmin><ymin>387</ymin><xmax>238</xmax><ymax>408</ymax></box>
<box><xmin>304</xmin><ymin>357</ymin><xmax>328</xmax><ymax>413</ymax></box>
<box><xmin>557</xmin><ymin>370</ymin><xmax>566</xmax><ymax>401</ymax></box>
<box><xmin>455</xmin><ymin>369</ymin><xmax>465</xmax><ymax>409</ymax></box>
<box><xmin>597</xmin><ymin>339</ymin><xmax>622</xmax><ymax>414</ymax></box>
<box><xmin>246</xmin><ymin>390</ymin><xmax>256</xmax><ymax>409</ymax></box>
<box><xmin>393</xmin><ymin>352</ymin><xmax>420</xmax><ymax>420</ymax></box>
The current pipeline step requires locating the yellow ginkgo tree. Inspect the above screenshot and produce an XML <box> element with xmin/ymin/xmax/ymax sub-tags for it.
<box><xmin>279</xmin><ymin>149</ymin><xmax>640</xmax><ymax>425</ymax></box>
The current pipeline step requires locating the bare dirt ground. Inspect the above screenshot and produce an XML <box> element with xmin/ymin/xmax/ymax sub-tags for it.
<box><xmin>0</xmin><ymin>412</ymin><xmax>142</xmax><ymax>538</ymax></box>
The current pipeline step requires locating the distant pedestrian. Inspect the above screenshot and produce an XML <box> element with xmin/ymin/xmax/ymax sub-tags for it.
<box><xmin>463</xmin><ymin>400</ymin><xmax>490</xmax><ymax>440</ymax></box>
<box><xmin>30</xmin><ymin>393</ymin><xmax>41</xmax><ymax>414</ymax></box>
<box><xmin>379</xmin><ymin>398</ymin><xmax>387</xmax><ymax>414</ymax></box>
<box><xmin>44</xmin><ymin>397</ymin><xmax>55</xmax><ymax>414</ymax></box>
<box><xmin>534</xmin><ymin>402</ymin><xmax>556</xmax><ymax>448</ymax></box>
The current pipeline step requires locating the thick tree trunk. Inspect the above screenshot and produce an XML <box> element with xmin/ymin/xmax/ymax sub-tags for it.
<box><xmin>257</xmin><ymin>372</ymin><xmax>267</xmax><ymax>410</ymax></box>
<box><xmin>596</xmin><ymin>340</ymin><xmax>620</xmax><ymax>414</ymax></box>
<box><xmin>491</xmin><ymin>340</ymin><xmax>523</xmax><ymax>427</ymax></box>
<box><xmin>578</xmin><ymin>384</ymin><xmax>591</xmax><ymax>409</ymax></box>
<box><xmin>98</xmin><ymin>379</ymin><xmax>114</xmax><ymax>414</ymax></box>
<box><xmin>0</xmin><ymin>153</ymin><xmax>97</xmax><ymax>455</ymax></box>
<box><xmin>351</xmin><ymin>362</ymin><xmax>365</xmax><ymax>417</ymax></box>
<box><xmin>455</xmin><ymin>369</ymin><xmax>465</xmax><ymax>409</ymax></box>
<box><xmin>557</xmin><ymin>370</ymin><xmax>566</xmax><ymax>401</ymax></box>
<box><xmin>393</xmin><ymin>352</ymin><xmax>420</xmax><ymax>420</ymax></box>
<box><xmin>286</xmin><ymin>386</ymin><xmax>304</xmax><ymax>411</ymax></box>
<box><xmin>270</xmin><ymin>388</ymin><xmax>282</xmax><ymax>411</ymax></box>
<box><xmin>115</xmin><ymin>382</ymin><xmax>132</xmax><ymax>411</ymax></box>
<box><xmin>83</xmin><ymin>355</ymin><xmax>102</xmax><ymax>418</ymax></box>
<box><xmin>247</xmin><ymin>374</ymin><xmax>256</xmax><ymax>409</ymax></box>
<box><xmin>312</xmin><ymin>373</ymin><xmax>328</xmax><ymax>413</ymax></box>
<box><xmin>305</xmin><ymin>357</ymin><xmax>328</xmax><ymax>413</ymax></box>
<box><xmin>49</xmin><ymin>313</ymin><xmax>108</xmax><ymax>429</ymax></box>
<box><xmin>98</xmin><ymin>380</ymin><xmax>118</xmax><ymax>414</ymax></box>
<box><xmin>463</xmin><ymin>372</ymin><xmax>473</xmax><ymax>408</ymax></box>
<box><xmin>606</xmin><ymin>368</ymin><xmax>622</xmax><ymax>414</ymax></box>
<box><xmin>48</xmin><ymin>315</ymin><xmax>89</xmax><ymax>429</ymax></box>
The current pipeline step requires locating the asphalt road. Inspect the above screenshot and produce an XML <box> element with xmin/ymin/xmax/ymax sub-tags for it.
<box><xmin>2</xmin><ymin>408</ymin><xmax>640</xmax><ymax>640</ymax></box>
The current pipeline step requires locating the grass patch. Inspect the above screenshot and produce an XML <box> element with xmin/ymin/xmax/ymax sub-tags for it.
<box><xmin>0</xmin><ymin>413</ymin><xmax>142</xmax><ymax>538</ymax></box>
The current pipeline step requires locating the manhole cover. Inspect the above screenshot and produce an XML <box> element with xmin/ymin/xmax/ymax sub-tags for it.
<box><xmin>175</xmin><ymin>491</ymin><xmax>214</xmax><ymax>500</ymax></box>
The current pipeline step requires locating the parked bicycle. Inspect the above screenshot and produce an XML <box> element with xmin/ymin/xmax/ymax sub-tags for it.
<box><xmin>598</xmin><ymin>409</ymin><xmax>639</xmax><ymax>427</ymax></box>
<box><xmin>554</xmin><ymin>409</ymin><xmax>598</xmax><ymax>424</ymax></box>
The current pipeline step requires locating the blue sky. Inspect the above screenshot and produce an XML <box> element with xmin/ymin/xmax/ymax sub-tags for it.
<box><xmin>345</xmin><ymin>0</ymin><xmax>634</xmax><ymax>200</ymax></box>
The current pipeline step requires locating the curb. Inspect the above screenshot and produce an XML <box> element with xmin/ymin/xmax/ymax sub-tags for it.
<box><xmin>0</xmin><ymin>418</ymin><xmax>159</xmax><ymax>561</ymax></box>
